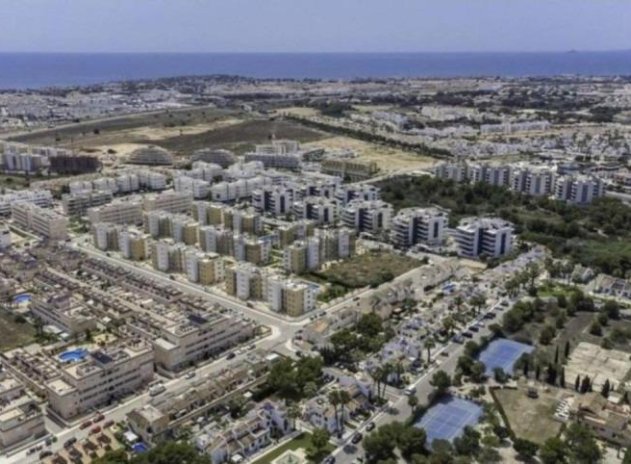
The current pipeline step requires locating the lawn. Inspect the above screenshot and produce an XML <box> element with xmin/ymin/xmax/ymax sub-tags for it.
<box><xmin>492</xmin><ymin>385</ymin><xmax>562</xmax><ymax>445</ymax></box>
<box><xmin>251</xmin><ymin>433</ymin><xmax>334</xmax><ymax>464</ymax></box>
<box><xmin>0</xmin><ymin>310</ymin><xmax>36</xmax><ymax>350</ymax></box>
<box><xmin>312</xmin><ymin>251</ymin><xmax>421</xmax><ymax>289</ymax></box>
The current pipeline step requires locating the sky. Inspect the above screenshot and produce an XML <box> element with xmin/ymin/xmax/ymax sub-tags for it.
<box><xmin>1</xmin><ymin>0</ymin><xmax>630</xmax><ymax>53</ymax></box>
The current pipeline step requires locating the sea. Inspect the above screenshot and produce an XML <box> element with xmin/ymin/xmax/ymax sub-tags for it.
<box><xmin>1</xmin><ymin>51</ymin><xmax>631</xmax><ymax>90</ymax></box>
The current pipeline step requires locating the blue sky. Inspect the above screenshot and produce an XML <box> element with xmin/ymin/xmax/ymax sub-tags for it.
<box><xmin>1</xmin><ymin>0</ymin><xmax>630</xmax><ymax>53</ymax></box>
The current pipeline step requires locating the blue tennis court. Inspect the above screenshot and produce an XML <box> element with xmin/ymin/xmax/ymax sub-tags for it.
<box><xmin>414</xmin><ymin>396</ymin><xmax>482</xmax><ymax>446</ymax></box>
<box><xmin>477</xmin><ymin>338</ymin><xmax>534</xmax><ymax>375</ymax></box>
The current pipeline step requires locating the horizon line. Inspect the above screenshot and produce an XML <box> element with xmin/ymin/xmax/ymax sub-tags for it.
<box><xmin>0</xmin><ymin>49</ymin><xmax>630</xmax><ymax>55</ymax></box>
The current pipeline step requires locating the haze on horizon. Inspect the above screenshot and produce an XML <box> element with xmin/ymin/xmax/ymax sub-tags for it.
<box><xmin>1</xmin><ymin>0</ymin><xmax>630</xmax><ymax>54</ymax></box>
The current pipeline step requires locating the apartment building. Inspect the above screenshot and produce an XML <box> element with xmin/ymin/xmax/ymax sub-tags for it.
<box><xmin>283</xmin><ymin>237</ymin><xmax>320</xmax><ymax>274</ymax></box>
<box><xmin>93</xmin><ymin>222</ymin><xmax>121</xmax><ymax>251</ymax></box>
<box><xmin>334</xmin><ymin>184</ymin><xmax>380</xmax><ymax>206</ymax></box>
<box><xmin>224</xmin><ymin>207</ymin><xmax>261</xmax><ymax>235</ymax></box>
<box><xmin>126</xmin><ymin>146</ymin><xmax>173</xmax><ymax>166</ymax></box>
<box><xmin>191</xmin><ymin>148</ymin><xmax>236</xmax><ymax>168</ymax></box>
<box><xmin>11</xmin><ymin>202</ymin><xmax>68</xmax><ymax>240</ymax></box>
<box><xmin>555</xmin><ymin>175</ymin><xmax>605</xmax><ymax>205</ymax></box>
<box><xmin>510</xmin><ymin>166</ymin><xmax>556</xmax><ymax>197</ymax></box>
<box><xmin>0</xmin><ymin>373</ymin><xmax>45</xmax><ymax>449</ymax></box>
<box><xmin>244</xmin><ymin>152</ymin><xmax>301</xmax><ymax>170</ymax></box>
<box><xmin>199</xmin><ymin>225</ymin><xmax>234</xmax><ymax>255</ymax></box>
<box><xmin>341</xmin><ymin>200</ymin><xmax>393</xmax><ymax>235</ymax></box>
<box><xmin>0</xmin><ymin>190</ymin><xmax>52</xmax><ymax>216</ymax></box>
<box><xmin>433</xmin><ymin>162</ymin><xmax>467</xmax><ymax>183</ymax></box>
<box><xmin>321</xmin><ymin>158</ymin><xmax>379</xmax><ymax>181</ymax></box>
<box><xmin>31</xmin><ymin>292</ymin><xmax>97</xmax><ymax>335</ymax></box>
<box><xmin>88</xmin><ymin>200</ymin><xmax>144</xmax><ymax>226</ymax></box>
<box><xmin>151</xmin><ymin>239</ymin><xmax>189</xmax><ymax>273</ymax></box>
<box><xmin>274</xmin><ymin>219</ymin><xmax>316</xmax><ymax>247</ymax></box>
<box><xmin>293</xmin><ymin>196</ymin><xmax>338</xmax><ymax>225</ymax></box>
<box><xmin>252</xmin><ymin>185</ymin><xmax>295</xmax><ymax>215</ymax></box>
<box><xmin>210</xmin><ymin>177</ymin><xmax>268</xmax><ymax>203</ymax></box>
<box><xmin>0</xmin><ymin>226</ymin><xmax>11</xmax><ymax>249</ymax></box>
<box><xmin>391</xmin><ymin>207</ymin><xmax>448</xmax><ymax>248</ymax></box>
<box><xmin>233</xmin><ymin>235</ymin><xmax>272</xmax><ymax>265</ymax></box>
<box><xmin>184</xmin><ymin>250</ymin><xmax>225</xmax><ymax>285</ymax></box>
<box><xmin>62</xmin><ymin>190</ymin><xmax>113</xmax><ymax>216</ymax></box>
<box><xmin>152</xmin><ymin>312</ymin><xmax>255</xmax><ymax>372</ymax></box>
<box><xmin>46</xmin><ymin>340</ymin><xmax>155</xmax><ymax>419</ymax></box>
<box><xmin>225</xmin><ymin>263</ymin><xmax>263</xmax><ymax>301</ymax></box>
<box><xmin>174</xmin><ymin>176</ymin><xmax>210</xmax><ymax>199</ymax></box>
<box><xmin>189</xmin><ymin>161</ymin><xmax>224</xmax><ymax>181</ymax></box>
<box><xmin>284</xmin><ymin>228</ymin><xmax>356</xmax><ymax>274</ymax></box>
<box><xmin>118</xmin><ymin>228</ymin><xmax>150</xmax><ymax>260</ymax></box>
<box><xmin>453</xmin><ymin>217</ymin><xmax>514</xmax><ymax>259</ymax></box>
<box><xmin>263</xmin><ymin>276</ymin><xmax>318</xmax><ymax>317</ymax></box>
<box><xmin>136</xmin><ymin>170</ymin><xmax>167</xmax><ymax>190</ymax></box>
<box><xmin>143</xmin><ymin>190</ymin><xmax>193</xmax><ymax>214</ymax></box>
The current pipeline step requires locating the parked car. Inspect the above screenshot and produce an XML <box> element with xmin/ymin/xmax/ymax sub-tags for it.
<box><xmin>226</xmin><ymin>352</ymin><xmax>236</xmax><ymax>360</ymax></box>
<box><xmin>80</xmin><ymin>420</ymin><xmax>92</xmax><ymax>429</ymax></box>
<box><xmin>185</xmin><ymin>371</ymin><xmax>196</xmax><ymax>379</ymax></box>
<box><xmin>365</xmin><ymin>421</ymin><xmax>376</xmax><ymax>432</ymax></box>
<box><xmin>404</xmin><ymin>386</ymin><xmax>416</xmax><ymax>396</ymax></box>
<box><xmin>39</xmin><ymin>451</ymin><xmax>53</xmax><ymax>459</ymax></box>
<box><xmin>462</xmin><ymin>332</ymin><xmax>473</xmax><ymax>339</ymax></box>
<box><xmin>324</xmin><ymin>457</ymin><xmax>336</xmax><ymax>464</ymax></box>
<box><xmin>351</xmin><ymin>433</ymin><xmax>363</xmax><ymax>444</ymax></box>
<box><xmin>64</xmin><ymin>437</ymin><xmax>77</xmax><ymax>448</ymax></box>
<box><xmin>90</xmin><ymin>426</ymin><xmax>101</xmax><ymax>434</ymax></box>
<box><xmin>469</xmin><ymin>326</ymin><xmax>480</xmax><ymax>333</ymax></box>
<box><xmin>103</xmin><ymin>420</ymin><xmax>115</xmax><ymax>428</ymax></box>
<box><xmin>93</xmin><ymin>413</ymin><xmax>104</xmax><ymax>422</ymax></box>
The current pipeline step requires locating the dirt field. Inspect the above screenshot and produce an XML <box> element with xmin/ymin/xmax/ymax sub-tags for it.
<box><xmin>302</xmin><ymin>136</ymin><xmax>438</xmax><ymax>172</ymax></box>
<box><xmin>564</xmin><ymin>342</ymin><xmax>631</xmax><ymax>390</ymax></box>
<box><xmin>314</xmin><ymin>251</ymin><xmax>421</xmax><ymax>289</ymax></box>
<box><xmin>0</xmin><ymin>311</ymin><xmax>36</xmax><ymax>351</ymax></box>
<box><xmin>493</xmin><ymin>385</ymin><xmax>564</xmax><ymax>445</ymax></box>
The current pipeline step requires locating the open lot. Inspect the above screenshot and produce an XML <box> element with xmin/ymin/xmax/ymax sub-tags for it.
<box><xmin>492</xmin><ymin>384</ymin><xmax>564</xmax><ymax>445</ymax></box>
<box><xmin>312</xmin><ymin>251</ymin><xmax>421</xmax><ymax>289</ymax></box>
<box><xmin>564</xmin><ymin>341</ymin><xmax>631</xmax><ymax>390</ymax></box>
<box><xmin>302</xmin><ymin>136</ymin><xmax>437</xmax><ymax>173</ymax></box>
<box><xmin>0</xmin><ymin>174</ymin><xmax>30</xmax><ymax>191</ymax></box>
<box><xmin>0</xmin><ymin>310</ymin><xmax>36</xmax><ymax>351</ymax></box>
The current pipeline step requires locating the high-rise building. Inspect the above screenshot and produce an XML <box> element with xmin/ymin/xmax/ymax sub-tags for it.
<box><xmin>391</xmin><ymin>207</ymin><xmax>448</xmax><ymax>248</ymax></box>
<box><xmin>453</xmin><ymin>217</ymin><xmax>513</xmax><ymax>259</ymax></box>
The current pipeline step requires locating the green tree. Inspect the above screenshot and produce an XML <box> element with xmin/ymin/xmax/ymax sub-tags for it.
<box><xmin>308</xmin><ymin>428</ymin><xmax>331</xmax><ymax>459</ymax></box>
<box><xmin>622</xmin><ymin>448</ymin><xmax>631</xmax><ymax>464</ymax></box>
<box><xmin>425</xmin><ymin>337</ymin><xmax>436</xmax><ymax>364</ymax></box>
<box><xmin>513</xmin><ymin>438</ymin><xmax>539</xmax><ymax>460</ymax></box>
<box><xmin>478</xmin><ymin>447</ymin><xmax>501</xmax><ymax>463</ymax></box>
<box><xmin>604</xmin><ymin>300</ymin><xmax>620</xmax><ymax>320</ymax></box>
<box><xmin>430</xmin><ymin>370</ymin><xmax>452</xmax><ymax>396</ymax></box>
<box><xmin>132</xmin><ymin>442</ymin><xmax>212</xmax><ymax>464</ymax></box>
<box><xmin>539</xmin><ymin>437</ymin><xmax>568</xmax><ymax>464</ymax></box>
<box><xmin>565</xmin><ymin>422</ymin><xmax>602</xmax><ymax>463</ymax></box>
<box><xmin>453</xmin><ymin>426</ymin><xmax>480</xmax><ymax>456</ymax></box>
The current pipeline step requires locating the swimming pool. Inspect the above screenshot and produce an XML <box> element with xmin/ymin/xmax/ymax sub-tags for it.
<box><xmin>132</xmin><ymin>442</ymin><xmax>148</xmax><ymax>453</ymax></box>
<box><xmin>13</xmin><ymin>294</ymin><xmax>32</xmax><ymax>304</ymax></box>
<box><xmin>59</xmin><ymin>348</ymin><xmax>88</xmax><ymax>363</ymax></box>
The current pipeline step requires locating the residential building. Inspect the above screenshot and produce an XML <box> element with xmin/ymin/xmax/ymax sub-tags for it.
<box><xmin>88</xmin><ymin>200</ymin><xmax>144</xmax><ymax>226</ymax></box>
<box><xmin>453</xmin><ymin>217</ymin><xmax>514</xmax><ymax>259</ymax></box>
<box><xmin>554</xmin><ymin>175</ymin><xmax>605</xmax><ymax>205</ymax></box>
<box><xmin>321</xmin><ymin>158</ymin><xmax>379</xmax><ymax>181</ymax></box>
<box><xmin>0</xmin><ymin>190</ymin><xmax>53</xmax><ymax>216</ymax></box>
<box><xmin>341</xmin><ymin>200</ymin><xmax>393</xmax><ymax>235</ymax></box>
<box><xmin>31</xmin><ymin>292</ymin><xmax>97</xmax><ymax>335</ymax></box>
<box><xmin>47</xmin><ymin>339</ymin><xmax>154</xmax><ymax>419</ymax></box>
<box><xmin>0</xmin><ymin>373</ymin><xmax>45</xmax><ymax>449</ymax></box>
<box><xmin>391</xmin><ymin>207</ymin><xmax>448</xmax><ymax>248</ymax></box>
<box><xmin>293</xmin><ymin>197</ymin><xmax>338</xmax><ymax>225</ymax></box>
<box><xmin>11</xmin><ymin>202</ymin><xmax>68</xmax><ymax>240</ymax></box>
<box><xmin>62</xmin><ymin>190</ymin><xmax>113</xmax><ymax>216</ymax></box>
<box><xmin>143</xmin><ymin>190</ymin><xmax>193</xmax><ymax>214</ymax></box>
<box><xmin>225</xmin><ymin>263</ymin><xmax>264</xmax><ymax>301</ymax></box>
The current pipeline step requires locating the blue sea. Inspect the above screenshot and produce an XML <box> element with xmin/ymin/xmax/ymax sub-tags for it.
<box><xmin>1</xmin><ymin>51</ymin><xmax>631</xmax><ymax>90</ymax></box>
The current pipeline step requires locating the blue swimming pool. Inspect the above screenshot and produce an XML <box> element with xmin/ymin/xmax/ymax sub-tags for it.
<box><xmin>132</xmin><ymin>442</ymin><xmax>148</xmax><ymax>453</ymax></box>
<box><xmin>59</xmin><ymin>348</ymin><xmax>88</xmax><ymax>363</ymax></box>
<box><xmin>13</xmin><ymin>294</ymin><xmax>31</xmax><ymax>304</ymax></box>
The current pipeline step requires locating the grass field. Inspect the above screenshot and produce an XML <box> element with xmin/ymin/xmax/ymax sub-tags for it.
<box><xmin>314</xmin><ymin>251</ymin><xmax>421</xmax><ymax>289</ymax></box>
<box><xmin>0</xmin><ymin>311</ymin><xmax>36</xmax><ymax>350</ymax></box>
<box><xmin>251</xmin><ymin>433</ymin><xmax>334</xmax><ymax>464</ymax></box>
<box><xmin>492</xmin><ymin>386</ymin><xmax>562</xmax><ymax>445</ymax></box>
<box><xmin>0</xmin><ymin>175</ymin><xmax>30</xmax><ymax>191</ymax></box>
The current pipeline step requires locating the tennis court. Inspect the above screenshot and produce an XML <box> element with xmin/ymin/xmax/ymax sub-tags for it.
<box><xmin>477</xmin><ymin>338</ymin><xmax>534</xmax><ymax>375</ymax></box>
<box><xmin>414</xmin><ymin>396</ymin><xmax>483</xmax><ymax>447</ymax></box>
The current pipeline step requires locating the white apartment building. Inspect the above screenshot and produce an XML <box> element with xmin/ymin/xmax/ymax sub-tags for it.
<box><xmin>293</xmin><ymin>197</ymin><xmax>338</xmax><ymax>225</ymax></box>
<box><xmin>0</xmin><ymin>373</ymin><xmax>45</xmax><ymax>449</ymax></box>
<box><xmin>555</xmin><ymin>175</ymin><xmax>605</xmax><ymax>205</ymax></box>
<box><xmin>143</xmin><ymin>190</ymin><xmax>192</xmax><ymax>214</ymax></box>
<box><xmin>341</xmin><ymin>200</ymin><xmax>393</xmax><ymax>235</ymax></box>
<box><xmin>391</xmin><ymin>207</ymin><xmax>448</xmax><ymax>248</ymax></box>
<box><xmin>433</xmin><ymin>162</ymin><xmax>467</xmax><ymax>183</ymax></box>
<box><xmin>0</xmin><ymin>189</ymin><xmax>52</xmax><ymax>215</ymax></box>
<box><xmin>118</xmin><ymin>228</ymin><xmax>150</xmax><ymax>260</ymax></box>
<box><xmin>252</xmin><ymin>185</ymin><xmax>295</xmax><ymax>215</ymax></box>
<box><xmin>334</xmin><ymin>184</ymin><xmax>381</xmax><ymax>206</ymax></box>
<box><xmin>210</xmin><ymin>176</ymin><xmax>269</xmax><ymax>202</ymax></box>
<box><xmin>153</xmin><ymin>312</ymin><xmax>255</xmax><ymax>372</ymax></box>
<box><xmin>11</xmin><ymin>202</ymin><xmax>68</xmax><ymax>240</ymax></box>
<box><xmin>136</xmin><ymin>170</ymin><xmax>167</xmax><ymax>190</ymax></box>
<box><xmin>0</xmin><ymin>226</ymin><xmax>11</xmax><ymax>249</ymax></box>
<box><xmin>174</xmin><ymin>175</ymin><xmax>210</xmax><ymax>199</ymax></box>
<box><xmin>31</xmin><ymin>292</ymin><xmax>97</xmax><ymax>335</ymax></box>
<box><xmin>47</xmin><ymin>340</ymin><xmax>155</xmax><ymax>419</ymax></box>
<box><xmin>453</xmin><ymin>217</ymin><xmax>514</xmax><ymax>259</ymax></box>
<box><xmin>184</xmin><ymin>250</ymin><xmax>225</xmax><ymax>285</ymax></box>
<box><xmin>88</xmin><ymin>200</ymin><xmax>144</xmax><ymax>226</ymax></box>
<box><xmin>62</xmin><ymin>190</ymin><xmax>113</xmax><ymax>216</ymax></box>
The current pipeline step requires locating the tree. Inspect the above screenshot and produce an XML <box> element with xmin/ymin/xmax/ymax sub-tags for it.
<box><xmin>287</xmin><ymin>403</ymin><xmax>301</xmax><ymax>430</ymax></box>
<box><xmin>554</xmin><ymin>345</ymin><xmax>559</xmax><ymax>364</ymax></box>
<box><xmin>523</xmin><ymin>357</ymin><xmax>530</xmax><ymax>378</ymax></box>
<box><xmin>130</xmin><ymin>442</ymin><xmax>211</xmax><ymax>464</ymax></box>
<box><xmin>308</xmin><ymin>428</ymin><xmax>331</xmax><ymax>459</ymax></box>
<box><xmin>535</xmin><ymin>364</ymin><xmax>541</xmax><ymax>381</ymax></box>
<box><xmin>580</xmin><ymin>375</ymin><xmax>592</xmax><ymax>394</ymax></box>
<box><xmin>430</xmin><ymin>370</ymin><xmax>452</xmax><ymax>396</ymax></box>
<box><xmin>469</xmin><ymin>293</ymin><xmax>486</xmax><ymax>316</ymax></box>
<box><xmin>470</xmin><ymin>361</ymin><xmax>486</xmax><ymax>383</ymax></box>
<box><xmin>513</xmin><ymin>438</ymin><xmax>539</xmax><ymax>461</ymax></box>
<box><xmin>565</xmin><ymin>422</ymin><xmax>602</xmax><ymax>463</ymax></box>
<box><xmin>604</xmin><ymin>300</ymin><xmax>620</xmax><ymax>320</ymax></box>
<box><xmin>328</xmin><ymin>390</ymin><xmax>342</xmax><ymax>437</ymax></box>
<box><xmin>601</xmin><ymin>379</ymin><xmax>611</xmax><ymax>398</ymax></box>
<box><xmin>478</xmin><ymin>447</ymin><xmax>501</xmax><ymax>463</ymax></box>
<box><xmin>623</xmin><ymin>447</ymin><xmax>631</xmax><ymax>464</ymax></box>
<box><xmin>453</xmin><ymin>426</ymin><xmax>480</xmax><ymax>456</ymax></box>
<box><xmin>564</xmin><ymin>340</ymin><xmax>571</xmax><ymax>360</ymax></box>
<box><xmin>408</xmin><ymin>394</ymin><xmax>419</xmax><ymax>408</ymax></box>
<box><xmin>559</xmin><ymin>367</ymin><xmax>565</xmax><ymax>388</ymax></box>
<box><xmin>425</xmin><ymin>338</ymin><xmax>436</xmax><ymax>364</ymax></box>
<box><xmin>398</xmin><ymin>426</ymin><xmax>427</xmax><ymax>458</ymax></box>
<box><xmin>575</xmin><ymin>374</ymin><xmax>581</xmax><ymax>392</ymax></box>
<box><xmin>442</xmin><ymin>315</ymin><xmax>457</xmax><ymax>336</ymax></box>
<box><xmin>540</xmin><ymin>437</ymin><xmax>568</xmax><ymax>464</ymax></box>
<box><xmin>539</xmin><ymin>324</ymin><xmax>556</xmax><ymax>345</ymax></box>
<box><xmin>493</xmin><ymin>367</ymin><xmax>508</xmax><ymax>384</ymax></box>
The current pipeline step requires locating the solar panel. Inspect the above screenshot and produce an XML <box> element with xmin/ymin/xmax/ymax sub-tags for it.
<box><xmin>477</xmin><ymin>339</ymin><xmax>534</xmax><ymax>375</ymax></box>
<box><xmin>415</xmin><ymin>396</ymin><xmax>483</xmax><ymax>447</ymax></box>
<box><xmin>91</xmin><ymin>351</ymin><xmax>114</xmax><ymax>365</ymax></box>
<box><xmin>188</xmin><ymin>314</ymin><xmax>208</xmax><ymax>325</ymax></box>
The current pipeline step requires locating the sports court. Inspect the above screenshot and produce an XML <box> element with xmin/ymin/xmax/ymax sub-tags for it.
<box><xmin>414</xmin><ymin>396</ymin><xmax>483</xmax><ymax>446</ymax></box>
<box><xmin>477</xmin><ymin>338</ymin><xmax>534</xmax><ymax>375</ymax></box>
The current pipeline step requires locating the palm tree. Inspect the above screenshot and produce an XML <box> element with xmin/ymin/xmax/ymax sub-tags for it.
<box><xmin>425</xmin><ymin>338</ymin><xmax>436</xmax><ymax>364</ymax></box>
<box><xmin>328</xmin><ymin>390</ymin><xmax>341</xmax><ymax>435</ymax></box>
<box><xmin>442</xmin><ymin>315</ymin><xmax>456</xmax><ymax>336</ymax></box>
<box><xmin>337</xmin><ymin>390</ymin><xmax>352</xmax><ymax>437</ymax></box>
<box><xmin>454</xmin><ymin>295</ymin><xmax>463</xmax><ymax>313</ymax></box>
<box><xmin>394</xmin><ymin>360</ymin><xmax>405</xmax><ymax>387</ymax></box>
<box><xmin>369</xmin><ymin>368</ymin><xmax>382</xmax><ymax>403</ymax></box>
<box><xmin>288</xmin><ymin>403</ymin><xmax>301</xmax><ymax>430</ymax></box>
<box><xmin>380</xmin><ymin>363</ymin><xmax>394</xmax><ymax>399</ymax></box>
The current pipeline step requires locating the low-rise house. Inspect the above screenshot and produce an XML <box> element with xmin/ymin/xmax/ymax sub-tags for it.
<box><xmin>570</xmin><ymin>392</ymin><xmax>631</xmax><ymax>447</ymax></box>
